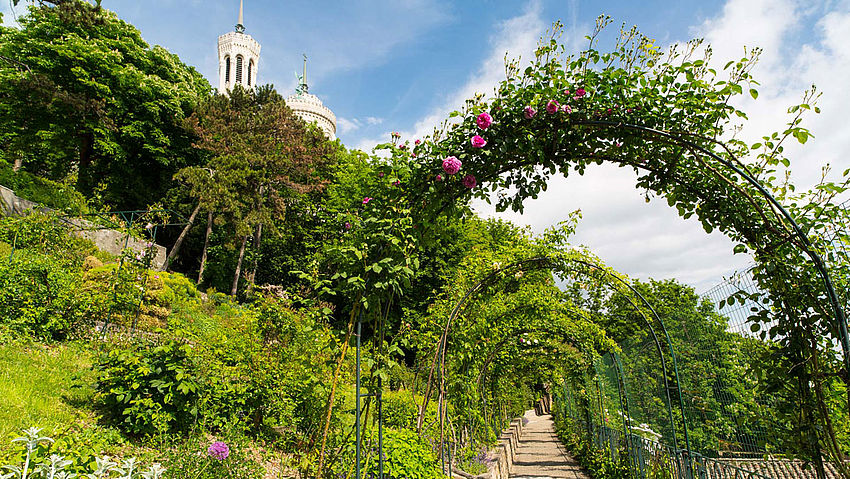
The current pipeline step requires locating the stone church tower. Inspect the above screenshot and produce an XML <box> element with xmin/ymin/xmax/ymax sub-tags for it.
<box><xmin>217</xmin><ymin>0</ymin><xmax>260</xmax><ymax>92</ymax></box>
<box><xmin>215</xmin><ymin>2</ymin><xmax>336</xmax><ymax>140</ymax></box>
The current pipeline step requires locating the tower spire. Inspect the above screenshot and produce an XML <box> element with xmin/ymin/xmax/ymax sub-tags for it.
<box><xmin>235</xmin><ymin>0</ymin><xmax>245</xmax><ymax>33</ymax></box>
<box><xmin>302</xmin><ymin>54</ymin><xmax>308</xmax><ymax>93</ymax></box>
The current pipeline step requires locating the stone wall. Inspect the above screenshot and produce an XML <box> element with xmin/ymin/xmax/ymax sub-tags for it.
<box><xmin>0</xmin><ymin>185</ymin><xmax>166</xmax><ymax>269</ymax></box>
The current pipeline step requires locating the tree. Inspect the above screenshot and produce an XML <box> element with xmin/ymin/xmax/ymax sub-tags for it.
<box><xmin>185</xmin><ymin>86</ymin><xmax>334</xmax><ymax>295</ymax></box>
<box><xmin>0</xmin><ymin>0</ymin><xmax>210</xmax><ymax>209</ymax></box>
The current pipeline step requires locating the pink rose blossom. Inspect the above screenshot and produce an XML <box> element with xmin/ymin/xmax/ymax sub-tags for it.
<box><xmin>575</xmin><ymin>87</ymin><xmax>586</xmax><ymax>97</ymax></box>
<box><xmin>399</xmin><ymin>144</ymin><xmax>407</xmax><ymax>150</ymax></box>
<box><xmin>476</xmin><ymin>112</ymin><xmax>493</xmax><ymax>129</ymax></box>
<box><xmin>462</xmin><ymin>174</ymin><xmax>477</xmax><ymax>189</ymax></box>
<box><xmin>564</xmin><ymin>89</ymin><xmax>571</xmax><ymax>96</ymax></box>
<box><xmin>523</xmin><ymin>106</ymin><xmax>536</xmax><ymax>119</ymax></box>
<box><xmin>436</xmin><ymin>174</ymin><xmax>443</xmax><ymax>182</ymax></box>
<box><xmin>442</xmin><ymin>156</ymin><xmax>462</xmax><ymax>175</ymax></box>
<box><xmin>561</xmin><ymin>104</ymin><xmax>573</xmax><ymax>114</ymax></box>
<box><xmin>392</xmin><ymin>180</ymin><xmax>401</xmax><ymax>186</ymax></box>
<box><xmin>470</xmin><ymin>135</ymin><xmax>487</xmax><ymax>148</ymax></box>
<box><xmin>362</xmin><ymin>197</ymin><xmax>372</xmax><ymax>205</ymax></box>
<box><xmin>415</xmin><ymin>139</ymin><xmax>421</xmax><ymax>145</ymax></box>
<box><xmin>546</xmin><ymin>100</ymin><xmax>559</xmax><ymax>114</ymax></box>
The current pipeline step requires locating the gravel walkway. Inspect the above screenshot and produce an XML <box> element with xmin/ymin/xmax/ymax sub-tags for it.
<box><xmin>509</xmin><ymin>411</ymin><xmax>590</xmax><ymax>479</ymax></box>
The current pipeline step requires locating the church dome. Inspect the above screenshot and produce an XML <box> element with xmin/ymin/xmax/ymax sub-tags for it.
<box><xmin>285</xmin><ymin>91</ymin><xmax>337</xmax><ymax>141</ymax></box>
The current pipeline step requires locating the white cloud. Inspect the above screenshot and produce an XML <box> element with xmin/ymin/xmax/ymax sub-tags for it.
<box><xmin>337</xmin><ymin>117</ymin><xmax>362</xmax><ymax>135</ymax></box>
<box><xmin>0</xmin><ymin>1</ymin><xmax>22</xmax><ymax>27</ymax></box>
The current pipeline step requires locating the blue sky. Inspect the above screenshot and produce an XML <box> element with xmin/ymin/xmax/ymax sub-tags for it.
<box><xmin>3</xmin><ymin>0</ymin><xmax>850</xmax><ymax>291</ymax></box>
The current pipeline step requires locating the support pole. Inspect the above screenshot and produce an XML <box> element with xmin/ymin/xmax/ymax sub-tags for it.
<box><xmin>356</xmin><ymin>306</ymin><xmax>363</xmax><ymax>479</ymax></box>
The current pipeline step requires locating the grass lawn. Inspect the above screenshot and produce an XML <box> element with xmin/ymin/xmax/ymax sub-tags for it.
<box><xmin>0</xmin><ymin>341</ymin><xmax>97</xmax><ymax>441</ymax></box>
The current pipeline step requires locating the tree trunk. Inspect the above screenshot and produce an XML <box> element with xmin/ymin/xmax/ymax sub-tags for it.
<box><xmin>245</xmin><ymin>223</ymin><xmax>263</xmax><ymax>295</ymax></box>
<box><xmin>231</xmin><ymin>234</ymin><xmax>248</xmax><ymax>296</ymax></box>
<box><xmin>164</xmin><ymin>202</ymin><xmax>201</xmax><ymax>271</ymax></box>
<box><xmin>197</xmin><ymin>211</ymin><xmax>213</xmax><ymax>284</ymax></box>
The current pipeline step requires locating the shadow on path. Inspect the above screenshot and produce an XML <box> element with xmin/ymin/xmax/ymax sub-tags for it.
<box><xmin>509</xmin><ymin>411</ymin><xmax>589</xmax><ymax>479</ymax></box>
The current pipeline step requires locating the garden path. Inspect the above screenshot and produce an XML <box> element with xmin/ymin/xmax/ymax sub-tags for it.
<box><xmin>509</xmin><ymin>411</ymin><xmax>589</xmax><ymax>479</ymax></box>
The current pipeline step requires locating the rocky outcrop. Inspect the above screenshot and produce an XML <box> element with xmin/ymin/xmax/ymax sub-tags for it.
<box><xmin>0</xmin><ymin>185</ymin><xmax>166</xmax><ymax>269</ymax></box>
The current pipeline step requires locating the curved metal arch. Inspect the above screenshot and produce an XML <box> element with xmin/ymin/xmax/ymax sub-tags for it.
<box><xmin>572</xmin><ymin>120</ymin><xmax>850</xmax><ymax>378</ymax></box>
<box><xmin>422</xmin><ymin>118</ymin><xmax>848</xmax><ymax>381</ymax></box>
<box><xmin>422</xmin><ymin>254</ymin><xmax>694</xmax><ymax>464</ymax></box>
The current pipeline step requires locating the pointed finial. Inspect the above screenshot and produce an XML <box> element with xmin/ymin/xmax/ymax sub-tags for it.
<box><xmin>235</xmin><ymin>0</ymin><xmax>245</xmax><ymax>33</ymax></box>
<box><xmin>300</xmin><ymin>54</ymin><xmax>309</xmax><ymax>94</ymax></box>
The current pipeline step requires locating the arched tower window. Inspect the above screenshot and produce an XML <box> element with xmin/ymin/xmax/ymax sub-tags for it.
<box><xmin>224</xmin><ymin>56</ymin><xmax>231</xmax><ymax>83</ymax></box>
<box><xmin>236</xmin><ymin>55</ymin><xmax>244</xmax><ymax>84</ymax></box>
<box><xmin>248</xmin><ymin>60</ymin><xmax>253</xmax><ymax>86</ymax></box>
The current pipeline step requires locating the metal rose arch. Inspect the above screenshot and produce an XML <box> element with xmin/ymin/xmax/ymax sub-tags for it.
<box><xmin>336</xmin><ymin>18</ymin><xmax>849</xmax><ymax>479</ymax></box>
<box><xmin>385</xmin><ymin>19</ymin><xmax>850</xmax><ymax>479</ymax></box>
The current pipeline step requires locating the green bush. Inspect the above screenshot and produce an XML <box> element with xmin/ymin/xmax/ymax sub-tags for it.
<box><xmin>0</xmin><ymin>161</ymin><xmax>89</xmax><ymax>214</ymax></box>
<box><xmin>382</xmin><ymin>390</ymin><xmax>440</xmax><ymax>431</ymax></box>
<box><xmin>367</xmin><ymin>428</ymin><xmax>442</xmax><ymax>479</ymax></box>
<box><xmin>95</xmin><ymin>339</ymin><xmax>201</xmax><ymax>436</ymax></box>
<box><xmin>0</xmin><ymin>251</ymin><xmax>104</xmax><ymax>340</ymax></box>
<box><xmin>159</xmin><ymin>435</ymin><xmax>263</xmax><ymax>479</ymax></box>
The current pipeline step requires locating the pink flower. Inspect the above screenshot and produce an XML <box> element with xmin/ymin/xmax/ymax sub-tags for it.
<box><xmin>392</xmin><ymin>180</ymin><xmax>401</xmax><ymax>186</ymax></box>
<box><xmin>462</xmin><ymin>174</ymin><xmax>477</xmax><ymax>189</ymax></box>
<box><xmin>561</xmin><ymin>104</ymin><xmax>573</xmax><ymax>114</ymax></box>
<box><xmin>546</xmin><ymin>100</ymin><xmax>559</xmax><ymax>114</ymax></box>
<box><xmin>399</xmin><ymin>144</ymin><xmax>407</xmax><ymax>150</ymax></box>
<box><xmin>415</xmin><ymin>139</ymin><xmax>421</xmax><ymax>145</ymax></box>
<box><xmin>523</xmin><ymin>106</ymin><xmax>536</xmax><ymax>119</ymax></box>
<box><xmin>207</xmin><ymin>442</ymin><xmax>230</xmax><ymax>461</ymax></box>
<box><xmin>476</xmin><ymin>112</ymin><xmax>493</xmax><ymax>129</ymax></box>
<box><xmin>436</xmin><ymin>174</ymin><xmax>443</xmax><ymax>182</ymax></box>
<box><xmin>391</xmin><ymin>131</ymin><xmax>400</xmax><ymax>138</ymax></box>
<box><xmin>362</xmin><ymin>197</ymin><xmax>372</xmax><ymax>205</ymax></box>
<box><xmin>575</xmin><ymin>87</ymin><xmax>586</xmax><ymax>97</ymax></box>
<box><xmin>344</xmin><ymin>222</ymin><xmax>352</xmax><ymax>230</ymax></box>
<box><xmin>442</xmin><ymin>156</ymin><xmax>462</xmax><ymax>175</ymax></box>
<box><xmin>564</xmin><ymin>89</ymin><xmax>571</xmax><ymax>96</ymax></box>
<box><xmin>470</xmin><ymin>135</ymin><xmax>487</xmax><ymax>148</ymax></box>
<box><xmin>379</xmin><ymin>172</ymin><xmax>384</xmax><ymax>178</ymax></box>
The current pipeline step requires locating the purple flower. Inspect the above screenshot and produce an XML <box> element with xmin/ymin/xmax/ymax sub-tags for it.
<box><xmin>378</xmin><ymin>172</ymin><xmax>384</xmax><ymax>178</ymax></box>
<box><xmin>470</xmin><ymin>135</ymin><xmax>487</xmax><ymax>148</ymax></box>
<box><xmin>523</xmin><ymin>106</ymin><xmax>536</xmax><ymax>119</ymax></box>
<box><xmin>362</xmin><ymin>197</ymin><xmax>372</xmax><ymax>205</ymax></box>
<box><xmin>476</xmin><ymin>112</ymin><xmax>493</xmax><ymax>129</ymax></box>
<box><xmin>207</xmin><ymin>442</ymin><xmax>230</xmax><ymax>461</ymax></box>
<box><xmin>462</xmin><ymin>174</ymin><xmax>477</xmax><ymax>189</ymax></box>
<box><xmin>546</xmin><ymin>100</ymin><xmax>559</xmax><ymax>114</ymax></box>
<box><xmin>442</xmin><ymin>156</ymin><xmax>462</xmax><ymax>175</ymax></box>
<box><xmin>344</xmin><ymin>222</ymin><xmax>352</xmax><ymax>230</ymax></box>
